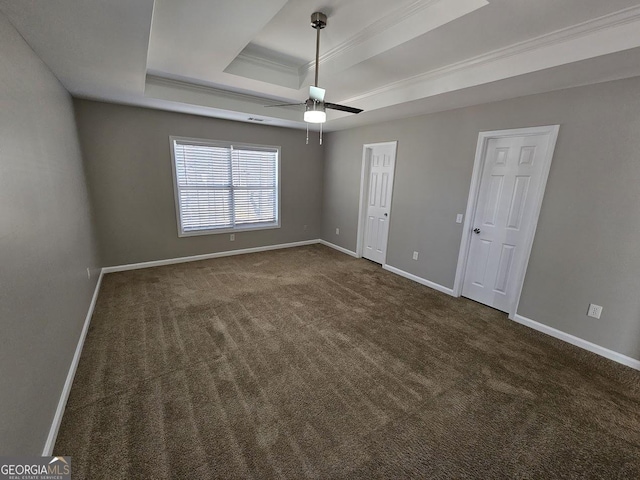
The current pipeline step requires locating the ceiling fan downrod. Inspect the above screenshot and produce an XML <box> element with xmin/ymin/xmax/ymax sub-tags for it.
<box><xmin>311</xmin><ymin>12</ymin><xmax>327</xmax><ymax>87</ymax></box>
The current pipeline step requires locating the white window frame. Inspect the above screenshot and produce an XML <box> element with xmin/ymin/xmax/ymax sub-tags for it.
<box><xmin>169</xmin><ymin>135</ymin><xmax>281</xmax><ymax>237</ymax></box>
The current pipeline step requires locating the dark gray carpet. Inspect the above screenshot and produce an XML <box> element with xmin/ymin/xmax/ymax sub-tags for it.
<box><xmin>55</xmin><ymin>245</ymin><xmax>640</xmax><ymax>479</ymax></box>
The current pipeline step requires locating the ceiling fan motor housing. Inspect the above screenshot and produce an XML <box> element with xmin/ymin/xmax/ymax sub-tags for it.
<box><xmin>311</xmin><ymin>12</ymin><xmax>327</xmax><ymax>29</ymax></box>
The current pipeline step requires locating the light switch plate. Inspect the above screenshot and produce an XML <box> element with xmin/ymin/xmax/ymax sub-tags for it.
<box><xmin>456</xmin><ymin>214</ymin><xmax>464</xmax><ymax>224</ymax></box>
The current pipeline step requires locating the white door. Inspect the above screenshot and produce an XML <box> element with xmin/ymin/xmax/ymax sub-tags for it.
<box><xmin>363</xmin><ymin>142</ymin><xmax>397</xmax><ymax>264</ymax></box>
<box><xmin>462</xmin><ymin>133</ymin><xmax>554</xmax><ymax>312</ymax></box>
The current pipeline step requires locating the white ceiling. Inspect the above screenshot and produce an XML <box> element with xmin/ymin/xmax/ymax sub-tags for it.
<box><xmin>2</xmin><ymin>0</ymin><xmax>640</xmax><ymax>131</ymax></box>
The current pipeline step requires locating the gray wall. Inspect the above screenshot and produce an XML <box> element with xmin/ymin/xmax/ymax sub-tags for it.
<box><xmin>323</xmin><ymin>77</ymin><xmax>640</xmax><ymax>361</ymax></box>
<box><xmin>0</xmin><ymin>14</ymin><xmax>100</xmax><ymax>454</ymax></box>
<box><xmin>74</xmin><ymin>100</ymin><xmax>324</xmax><ymax>267</ymax></box>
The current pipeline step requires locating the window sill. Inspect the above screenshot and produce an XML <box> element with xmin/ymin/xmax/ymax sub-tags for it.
<box><xmin>178</xmin><ymin>222</ymin><xmax>280</xmax><ymax>238</ymax></box>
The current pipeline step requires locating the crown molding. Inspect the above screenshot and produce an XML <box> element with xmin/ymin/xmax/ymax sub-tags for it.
<box><xmin>340</xmin><ymin>4</ymin><xmax>640</xmax><ymax>105</ymax></box>
<box><xmin>146</xmin><ymin>74</ymin><xmax>296</xmax><ymax>106</ymax></box>
<box><xmin>298</xmin><ymin>0</ymin><xmax>488</xmax><ymax>80</ymax></box>
<box><xmin>224</xmin><ymin>51</ymin><xmax>301</xmax><ymax>89</ymax></box>
<box><xmin>234</xmin><ymin>51</ymin><xmax>300</xmax><ymax>76</ymax></box>
<box><xmin>298</xmin><ymin>0</ymin><xmax>439</xmax><ymax>78</ymax></box>
<box><xmin>144</xmin><ymin>74</ymin><xmax>308</xmax><ymax>126</ymax></box>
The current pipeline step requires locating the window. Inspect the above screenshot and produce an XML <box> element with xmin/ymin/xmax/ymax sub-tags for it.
<box><xmin>170</xmin><ymin>136</ymin><xmax>280</xmax><ymax>236</ymax></box>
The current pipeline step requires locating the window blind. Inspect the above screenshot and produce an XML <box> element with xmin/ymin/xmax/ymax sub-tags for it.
<box><xmin>172</xmin><ymin>139</ymin><xmax>278</xmax><ymax>234</ymax></box>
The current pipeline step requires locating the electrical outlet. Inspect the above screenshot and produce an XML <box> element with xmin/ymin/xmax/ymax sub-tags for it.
<box><xmin>456</xmin><ymin>214</ymin><xmax>464</xmax><ymax>224</ymax></box>
<box><xmin>336</xmin><ymin>228</ymin><xmax>340</xmax><ymax>235</ymax></box>
<box><xmin>412</xmin><ymin>251</ymin><xmax>419</xmax><ymax>260</ymax></box>
<box><xmin>230</xmin><ymin>234</ymin><xmax>235</xmax><ymax>241</ymax></box>
<box><xmin>587</xmin><ymin>304</ymin><xmax>603</xmax><ymax>319</ymax></box>
<box><xmin>86</xmin><ymin>268</ymin><xmax>91</xmax><ymax>279</ymax></box>
<box><xmin>303</xmin><ymin>224</ymin><xmax>308</xmax><ymax>230</ymax></box>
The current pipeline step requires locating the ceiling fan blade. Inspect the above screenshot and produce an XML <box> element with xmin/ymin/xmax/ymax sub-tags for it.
<box><xmin>325</xmin><ymin>102</ymin><xmax>363</xmax><ymax>114</ymax></box>
<box><xmin>264</xmin><ymin>102</ymin><xmax>305</xmax><ymax>108</ymax></box>
<box><xmin>309</xmin><ymin>86</ymin><xmax>326</xmax><ymax>102</ymax></box>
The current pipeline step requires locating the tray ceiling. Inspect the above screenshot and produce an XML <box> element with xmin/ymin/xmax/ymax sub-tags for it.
<box><xmin>3</xmin><ymin>0</ymin><xmax>640</xmax><ymax>131</ymax></box>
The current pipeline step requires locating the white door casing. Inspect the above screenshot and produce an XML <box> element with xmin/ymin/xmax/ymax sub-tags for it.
<box><xmin>357</xmin><ymin>142</ymin><xmax>398</xmax><ymax>264</ymax></box>
<box><xmin>454</xmin><ymin>126</ymin><xmax>559</xmax><ymax>317</ymax></box>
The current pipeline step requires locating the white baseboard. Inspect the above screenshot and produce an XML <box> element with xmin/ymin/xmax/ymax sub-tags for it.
<box><xmin>43</xmin><ymin>269</ymin><xmax>105</xmax><ymax>456</ymax></box>
<box><xmin>102</xmin><ymin>240</ymin><xmax>321</xmax><ymax>273</ymax></box>
<box><xmin>318</xmin><ymin>240</ymin><xmax>358</xmax><ymax>258</ymax></box>
<box><xmin>512</xmin><ymin>314</ymin><xmax>640</xmax><ymax>371</ymax></box>
<box><xmin>382</xmin><ymin>264</ymin><xmax>455</xmax><ymax>296</ymax></box>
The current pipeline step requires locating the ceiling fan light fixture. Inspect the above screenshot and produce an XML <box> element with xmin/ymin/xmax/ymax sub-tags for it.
<box><xmin>304</xmin><ymin>102</ymin><xmax>326</xmax><ymax>123</ymax></box>
<box><xmin>264</xmin><ymin>10</ymin><xmax>362</xmax><ymax>139</ymax></box>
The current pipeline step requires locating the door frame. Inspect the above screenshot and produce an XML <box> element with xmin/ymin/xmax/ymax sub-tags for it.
<box><xmin>356</xmin><ymin>141</ymin><xmax>398</xmax><ymax>261</ymax></box>
<box><xmin>452</xmin><ymin>125</ymin><xmax>560</xmax><ymax>319</ymax></box>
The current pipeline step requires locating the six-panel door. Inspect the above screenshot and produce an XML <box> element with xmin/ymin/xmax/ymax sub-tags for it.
<box><xmin>462</xmin><ymin>134</ymin><xmax>551</xmax><ymax>312</ymax></box>
<box><xmin>363</xmin><ymin>144</ymin><xmax>396</xmax><ymax>264</ymax></box>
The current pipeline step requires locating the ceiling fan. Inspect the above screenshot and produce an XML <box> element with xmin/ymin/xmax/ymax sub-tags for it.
<box><xmin>266</xmin><ymin>12</ymin><xmax>363</xmax><ymax>132</ymax></box>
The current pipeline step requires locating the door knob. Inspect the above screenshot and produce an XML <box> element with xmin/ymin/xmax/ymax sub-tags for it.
<box><xmin>473</xmin><ymin>228</ymin><xmax>481</xmax><ymax>234</ymax></box>
<box><xmin>384</xmin><ymin>213</ymin><xmax>388</xmax><ymax>217</ymax></box>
